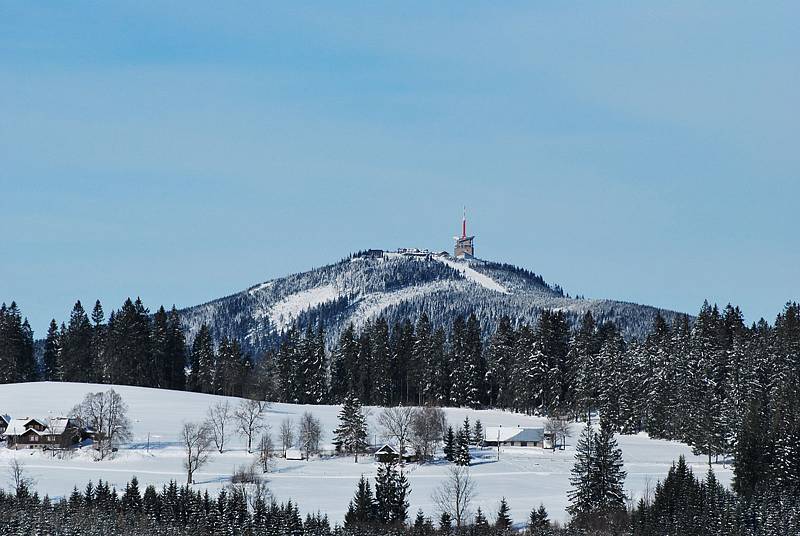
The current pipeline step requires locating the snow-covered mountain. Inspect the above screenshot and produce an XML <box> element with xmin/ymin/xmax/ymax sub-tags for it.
<box><xmin>179</xmin><ymin>250</ymin><xmax>685</xmax><ymax>353</ymax></box>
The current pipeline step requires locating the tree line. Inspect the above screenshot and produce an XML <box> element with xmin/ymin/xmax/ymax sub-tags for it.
<box><xmin>3</xmin><ymin>461</ymin><xmax>799</xmax><ymax>536</ymax></box>
<box><xmin>3</xmin><ymin>297</ymin><xmax>799</xmax><ymax>502</ymax></box>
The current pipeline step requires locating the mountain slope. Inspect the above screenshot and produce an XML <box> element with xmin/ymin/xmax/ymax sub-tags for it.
<box><xmin>179</xmin><ymin>251</ymin><xmax>685</xmax><ymax>353</ymax></box>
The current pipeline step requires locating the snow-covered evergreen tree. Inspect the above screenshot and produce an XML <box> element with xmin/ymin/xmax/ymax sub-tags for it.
<box><xmin>332</xmin><ymin>393</ymin><xmax>369</xmax><ymax>462</ymax></box>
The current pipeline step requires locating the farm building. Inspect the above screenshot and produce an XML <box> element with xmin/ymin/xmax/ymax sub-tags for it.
<box><xmin>2</xmin><ymin>417</ymin><xmax>84</xmax><ymax>450</ymax></box>
<box><xmin>374</xmin><ymin>444</ymin><xmax>418</xmax><ymax>463</ymax></box>
<box><xmin>484</xmin><ymin>426</ymin><xmax>553</xmax><ymax>448</ymax></box>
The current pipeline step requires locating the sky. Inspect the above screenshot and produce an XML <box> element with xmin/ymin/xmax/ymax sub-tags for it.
<box><xmin>1</xmin><ymin>2</ymin><xmax>798</xmax><ymax>335</ymax></box>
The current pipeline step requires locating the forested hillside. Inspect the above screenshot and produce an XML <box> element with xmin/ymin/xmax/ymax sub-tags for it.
<box><xmin>178</xmin><ymin>251</ymin><xmax>685</xmax><ymax>354</ymax></box>
<box><xmin>3</xmin><ymin>293</ymin><xmax>800</xmax><ymax>534</ymax></box>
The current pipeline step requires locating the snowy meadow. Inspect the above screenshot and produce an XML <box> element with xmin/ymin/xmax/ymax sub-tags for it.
<box><xmin>0</xmin><ymin>382</ymin><xmax>731</xmax><ymax>526</ymax></box>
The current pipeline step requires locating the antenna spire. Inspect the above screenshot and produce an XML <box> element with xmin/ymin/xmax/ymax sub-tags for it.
<box><xmin>462</xmin><ymin>206</ymin><xmax>467</xmax><ymax>238</ymax></box>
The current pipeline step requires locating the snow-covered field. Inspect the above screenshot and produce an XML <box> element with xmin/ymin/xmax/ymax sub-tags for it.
<box><xmin>0</xmin><ymin>382</ymin><xmax>731</xmax><ymax>525</ymax></box>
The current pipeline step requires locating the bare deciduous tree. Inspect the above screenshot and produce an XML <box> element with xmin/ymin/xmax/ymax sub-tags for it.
<box><xmin>280</xmin><ymin>418</ymin><xmax>294</xmax><ymax>457</ymax></box>
<box><xmin>297</xmin><ymin>411</ymin><xmax>322</xmax><ymax>461</ymax></box>
<box><xmin>378</xmin><ymin>405</ymin><xmax>415</xmax><ymax>463</ymax></box>
<box><xmin>410</xmin><ymin>406</ymin><xmax>447</xmax><ymax>462</ymax></box>
<box><xmin>70</xmin><ymin>389</ymin><xmax>132</xmax><ymax>459</ymax></box>
<box><xmin>544</xmin><ymin>413</ymin><xmax>572</xmax><ymax>451</ymax></box>
<box><xmin>8</xmin><ymin>459</ymin><xmax>35</xmax><ymax>498</ymax></box>
<box><xmin>258</xmin><ymin>428</ymin><xmax>275</xmax><ymax>473</ymax></box>
<box><xmin>234</xmin><ymin>399</ymin><xmax>268</xmax><ymax>453</ymax></box>
<box><xmin>205</xmin><ymin>400</ymin><xmax>233</xmax><ymax>454</ymax></box>
<box><xmin>432</xmin><ymin>465</ymin><xmax>476</xmax><ymax>528</ymax></box>
<box><xmin>180</xmin><ymin>421</ymin><xmax>213</xmax><ymax>485</ymax></box>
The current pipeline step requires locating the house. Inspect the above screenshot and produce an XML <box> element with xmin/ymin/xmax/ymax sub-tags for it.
<box><xmin>484</xmin><ymin>426</ymin><xmax>547</xmax><ymax>448</ymax></box>
<box><xmin>2</xmin><ymin>417</ymin><xmax>82</xmax><ymax>450</ymax></box>
<box><xmin>374</xmin><ymin>444</ymin><xmax>418</xmax><ymax>463</ymax></box>
<box><xmin>3</xmin><ymin>417</ymin><xmax>47</xmax><ymax>449</ymax></box>
<box><xmin>0</xmin><ymin>415</ymin><xmax>9</xmax><ymax>437</ymax></box>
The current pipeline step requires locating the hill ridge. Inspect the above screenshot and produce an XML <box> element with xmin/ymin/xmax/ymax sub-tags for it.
<box><xmin>178</xmin><ymin>250</ymin><xmax>685</xmax><ymax>353</ymax></box>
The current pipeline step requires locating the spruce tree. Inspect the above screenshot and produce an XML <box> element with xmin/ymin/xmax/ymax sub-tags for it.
<box><xmin>448</xmin><ymin>315</ymin><xmax>468</xmax><ymax>406</ymax></box>
<box><xmin>151</xmin><ymin>306</ymin><xmax>170</xmax><ymax>388</ymax></box>
<box><xmin>430</xmin><ymin>327</ymin><xmax>449</xmax><ymax>405</ymax></box>
<box><xmin>371</xmin><ymin>318</ymin><xmax>392</xmax><ymax>406</ymax></box>
<box><xmin>308</xmin><ymin>321</ymin><xmax>328</xmax><ymax>403</ymax></box>
<box><xmin>569</xmin><ymin>421</ymin><xmax>627</xmax><ymax>529</ymax></box>
<box><xmin>473</xmin><ymin>420</ymin><xmax>484</xmax><ymax>446</ymax></box>
<box><xmin>344</xmin><ymin>476</ymin><xmax>376</xmax><ymax>527</ymax></box>
<box><xmin>495</xmin><ymin>497</ymin><xmax>512</xmax><ymax>530</ymax></box>
<box><xmin>591</xmin><ymin>421</ymin><xmax>627</xmax><ymax>516</ymax></box>
<box><xmin>374</xmin><ymin>461</ymin><xmax>410</xmax><ymax>526</ymax></box>
<box><xmin>121</xmin><ymin>476</ymin><xmax>142</xmax><ymax>512</ymax></box>
<box><xmin>570</xmin><ymin>311</ymin><xmax>599</xmax><ymax>416</ymax></box>
<box><xmin>528</xmin><ymin>504</ymin><xmax>549</xmax><ymax>532</ymax></box>
<box><xmin>455</xmin><ymin>420</ymin><xmax>471</xmax><ymax>466</ymax></box>
<box><xmin>106</xmin><ymin>298</ymin><xmax>152</xmax><ymax>386</ymax></box>
<box><xmin>330</xmin><ymin>324</ymin><xmax>358</xmax><ymax>402</ymax></box>
<box><xmin>42</xmin><ymin>318</ymin><xmax>61</xmax><ymax>381</ymax></box>
<box><xmin>61</xmin><ymin>300</ymin><xmax>93</xmax><ymax>382</ymax></box>
<box><xmin>413</xmin><ymin>313</ymin><xmax>433</xmax><ymax>405</ymax></box>
<box><xmin>474</xmin><ymin>507</ymin><xmax>488</xmax><ymax>527</ymax></box>
<box><xmin>464</xmin><ymin>313</ymin><xmax>486</xmax><ymax>407</ymax></box>
<box><xmin>443</xmin><ymin>426</ymin><xmax>456</xmax><ymax>462</ymax></box>
<box><xmin>567</xmin><ymin>424</ymin><xmax>595</xmax><ymax>522</ymax></box>
<box><xmin>332</xmin><ymin>393</ymin><xmax>369</xmax><ymax>462</ymax></box>
<box><xmin>167</xmin><ymin>306</ymin><xmax>187</xmax><ymax>391</ymax></box>
<box><xmin>90</xmin><ymin>300</ymin><xmax>106</xmax><ymax>382</ymax></box>
<box><xmin>439</xmin><ymin>512</ymin><xmax>453</xmax><ymax>532</ymax></box>
<box><xmin>486</xmin><ymin>315</ymin><xmax>516</xmax><ymax>408</ymax></box>
<box><xmin>356</xmin><ymin>329</ymin><xmax>374</xmax><ymax>405</ymax></box>
<box><xmin>189</xmin><ymin>324</ymin><xmax>215</xmax><ymax>393</ymax></box>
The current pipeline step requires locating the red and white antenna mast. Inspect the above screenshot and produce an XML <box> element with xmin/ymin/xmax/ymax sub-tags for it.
<box><xmin>462</xmin><ymin>206</ymin><xmax>467</xmax><ymax>238</ymax></box>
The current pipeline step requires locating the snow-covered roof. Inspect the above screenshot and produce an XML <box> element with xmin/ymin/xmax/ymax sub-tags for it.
<box><xmin>46</xmin><ymin>417</ymin><xmax>76</xmax><ymax>435</ymax></box>
<box><xmin>2</xmin><ymin>418</ymin><xmax>46</xmax><ymax>437</ymax></box>
<box><xmin>1</xmin><ymin>417</ymin><xmax>77</xmax><ymax>437</ymax></box>
<box><xmin>484</xmin><ymin>426</ymin><xmax>544</xmax><ymax>443</ymax></box>
<box><xmin>375</xmin><ymin>444</ymin><xmax>416</xmax><ymax>456</ymax></box>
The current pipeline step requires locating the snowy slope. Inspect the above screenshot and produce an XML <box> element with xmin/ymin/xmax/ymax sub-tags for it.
<box><xmin>178</xmin><ymin>251</ymin><xmax>686</xmax><ymax>353</ymax></box>
<box><xmin>436</xmin><ymin>257</ymin><xmax>509</xmax><ymax>294</ymax></box>
<box><xmin>0</xmin><ymin>382</ymin><xmax>730</xmax><ymax>526</ymax></box>
<box><xmin>263</xmin><ymin>284</ymin><xmax>342</xmax><ymax>332</ymax></box>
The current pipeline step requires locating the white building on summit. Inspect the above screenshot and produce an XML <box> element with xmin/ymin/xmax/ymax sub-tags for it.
<box><xmin>454</xmin><ymin>209</ymin><xmax>475</xmax><ymax>258</ymax></box>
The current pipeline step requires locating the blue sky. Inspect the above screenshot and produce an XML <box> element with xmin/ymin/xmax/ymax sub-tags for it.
<box><xmin>1</xmin><ymin>2</ymin><xmax>798</xmax><ymax>334</ymax></box>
